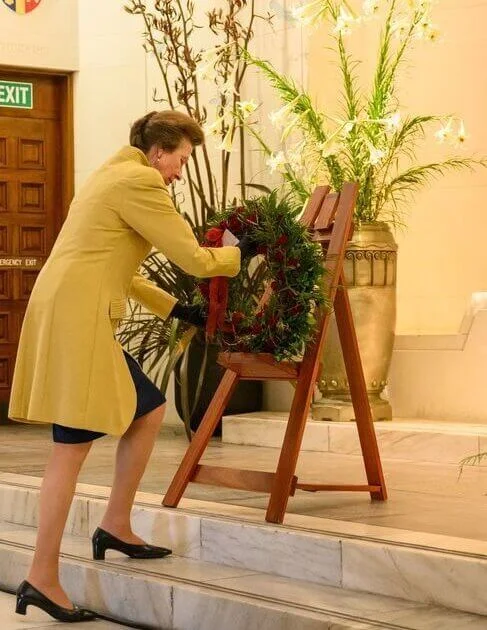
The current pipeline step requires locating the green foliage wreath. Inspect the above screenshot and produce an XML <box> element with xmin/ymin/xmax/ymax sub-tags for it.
<box><xmin>195</xmin><ymin>193</ymin><xmax>326</xmax><ymax>361</ymax></box>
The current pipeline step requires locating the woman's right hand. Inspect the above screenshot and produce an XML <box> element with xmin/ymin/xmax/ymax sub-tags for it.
<box><xmin>237</xmin><ymin>234</ymin><xmax>259</xmax><ymax>259</ymax></box>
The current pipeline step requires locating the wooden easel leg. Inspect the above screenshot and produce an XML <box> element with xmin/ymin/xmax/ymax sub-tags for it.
<box><xmin>163</xmin><ymin>369</ymin><xmax>240</xmax><ymax>507</ymax></box>
<box><xmin>266</xmin><ymin>320</ymin><xmax>331</xmax><ymax>523</ymax></box>
<box><xmin>265</xmin><ymin>401</ymin><xmax>307</xmax><ymax>523</ymax></box>
<box><xmin>334</xmin><ymin>272</ymin><xmax>387</xmax><ymax>500</ymax></box>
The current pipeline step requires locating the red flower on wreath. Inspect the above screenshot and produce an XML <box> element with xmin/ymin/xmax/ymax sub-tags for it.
<box><xmin>228</xmin><ymin>215</ymin><xmax>242</xmax><ymax>234</ymax></box>
<box><xmin>276</xmin><ymin>270</ymin><xmax>286</xmax><ymax>283</ymax></box>
<box><xmin>246</xmin><ymin>212</ymin><xmax>258</xmax><ymax>224</ymax></box>
<box><xmin>251</xmin><ymin>323</ymin><xmax>263</xmax><ymax>335</ymax></box>
<box><xmin>204</xmin><ymin>227</ymin><xmax>224</xmax><ymax>245</ymax></box>
<box><xmin>231</xmin><ymin>311</ymin><xmax>245</xmax><ymax>327</ymax></box>
<box><xmin>268</xmin><ymin>315</ymin><xmax>278</xmax><ymax>328</ymax></box>
<box><xmin>287</xmin><ymin>257</ymin><xmax>299</xmax><ymax>268</ymax></box>
<box><xmin>273</xmin><ymin>250</ymin><xmax>285</xmax><ymax>264</ymax></box>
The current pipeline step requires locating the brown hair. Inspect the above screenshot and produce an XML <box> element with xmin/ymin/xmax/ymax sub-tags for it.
<box><xmin>129</xmin><ymin>110</ymin><xmax>205</xmax><ymax>153</ymax></box>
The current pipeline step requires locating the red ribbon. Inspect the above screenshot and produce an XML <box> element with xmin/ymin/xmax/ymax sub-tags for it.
<box><xmin>203</xmin><ymin>227</ymin><xmax>229</xmax><ymax>340</ymax></box>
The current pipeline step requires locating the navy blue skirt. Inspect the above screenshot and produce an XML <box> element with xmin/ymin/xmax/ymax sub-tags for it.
<box><xmin>52</xmin><ymin>351</ymin><xmax>165</xmax><ymax>444</ymax></box>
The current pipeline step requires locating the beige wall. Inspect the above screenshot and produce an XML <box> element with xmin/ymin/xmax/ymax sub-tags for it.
<box><xmin>74</xmin><ymin>0</ymin><xmax>147</xmax><ymax>189</ymax></box>
<box><xmin>0</xmin><ymin>0</ymin><xmax>78</xmax><ymax>71</ymax></box>
<box><xmin>308</xmin><ymin>0</ymin><xmax>487</xmax><ymax>335</ymax></box>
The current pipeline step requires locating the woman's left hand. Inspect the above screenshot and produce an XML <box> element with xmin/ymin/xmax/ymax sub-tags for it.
<box><xmin>171</xmin><ymin>303</ymin><xmax>206</xmax><ymax>327</ymax></box>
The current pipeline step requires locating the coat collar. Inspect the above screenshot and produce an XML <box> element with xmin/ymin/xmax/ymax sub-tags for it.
<box><xmin>111</xmin><ymin>145</ymin><xmax>150</xmax><ymax>166</ymax></box>
<box><xmin>106</xmin><ymin>146</ymin><xmax>167</xmax><ymax>189</ymax></box>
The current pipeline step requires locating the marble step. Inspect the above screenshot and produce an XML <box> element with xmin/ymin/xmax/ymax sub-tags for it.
<box><xmin>0</xmin><ymin>521</ymin><xmax>486</xmax><ymax>630</ymax></box>
<box><xmin>222</xmin><ymin>413</ymin><xmax>487</xmax><ymax>465</ymax></box>
<box><xmin>0</xmin><ymin>590</ymin><xmax>128</xmax><ymax>629</ymax></box>
<box><xmin>1</xmin><ymin>473</ymin><xmax>487</xmax><ymax>618</ymax></box>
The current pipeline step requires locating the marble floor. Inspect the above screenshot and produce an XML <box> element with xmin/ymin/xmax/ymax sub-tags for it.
<box><xmin>0</xmin><ymin>423</ymin><xmax>486</xmax><ymax>541</ymax></box>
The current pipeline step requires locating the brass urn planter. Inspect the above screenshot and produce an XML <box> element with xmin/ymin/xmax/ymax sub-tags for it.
<box><xmin>312</xmin><ymin>222</ymin><xmax>397</xmax><ymax>422</ymax></box>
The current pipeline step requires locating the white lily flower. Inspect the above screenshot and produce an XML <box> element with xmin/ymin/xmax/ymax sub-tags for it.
<box><xmin>416</xmin><ymin>19</ymin><xmax>440</xmax><ymax>42</ymax></box>
<box><xmin>435</xmin><ymin>118</ymin><xmax>453</xmax><ymax>143</ymax></box>
<box><xmin>424</xmin><ymin>23</ymin><xmax>440</xmax><ymax>42</ymax></box>
<box><xmin>428</xmin><ymin>25</ymin><xmax>440</xmax><ymax>42</ymax></box>
<box><xmin>266</xmin><ymin>151</ymin><xmax>287</xmax><ymax>174</ymax></box>
<box><xmin>368</xmin><ymin>143</ymin><xmax>386</xmax><ymax>165</ymax></box>
<box><xmin>269</xmin><ymin>108</ymin><xmax>285</xmax><ymax>128</ymax></box>
<box><xmin>269</xmin><ymin>98</ymin><xmax>299</xmax><ymax>129</ymax></box>
<box><xmin>408</xmin><ymin>0</ymin><xmax>434</xmax><ymax>11</ymax></box>
<box><xmin>391</xmin><ymin>17</ymin><xmax>410</xmax><ymax>39</ymax></box>
<box><xmin>317</xmin><ymin>139</ymin><xmax>344</xmax><ymax>158</ymax></box>
<box><xmin>195</xmin><ymin>43</ymin><xmax>235</xmax><ymax>81</ymax></box>
<box><xmin>291</xmin><ymin>0</ymin><xmax>327</xmax><ymax>26</ymax></box>
<box><xmin>203</xmin><ymin>122</ymin><xmax>220</xmax><ymax>137</ymax></box>
<box><xmin>384</xmin><ymin>111</ymin><xmax>401</xmax><ymax>133</ymax></box>
<box><xmin>217</xmin><ymin>127</ymin><xmax>235</xmax><ymax>153</ymax></box>
<box><xmin>362</xmin><ymin>0</ymin><xmax>380</xmax><ymax>17</ymax></box>
<box><xmin>333</xmin><ymin>6</ymin><xmax>356</xmax><ymax>36</ymax></box>
<box><xmin>287</xmin><ymin>141</ymin><xmax>306</xmax><ymax>172</ymax></box>
<box><xmin>199</xmin><ymin>42</ymin><xmax>233</xmax><ymax>61</ymax></box>
<box><xmin>341</xmin><ymin>120</ymin><xmax>356</xmax><ymax>137</ymax></box>
<box><xmin>203</xmin><ymin>112</ymin><xmax>229</xmax><ymax>137</ymax></box>
<box><xmin>457</xmin><ymin>119</ymin><xmax>468</xmax><ymax>144</ymax></box>
<box><xmin>237</xmin><ymin>99</ymin><xmax>258</xmax><ymax>119</ymax></box>
<box><xmin>195</xmin><ymin>59</ymin><xmax>219</xmax><ymax>82</ymax></box>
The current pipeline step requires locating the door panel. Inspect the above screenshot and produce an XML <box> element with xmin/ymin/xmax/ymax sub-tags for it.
<box><xmin>0</xmin><ymin>71</ymin><xmax>67</xmax><ymax>404</ymax></box>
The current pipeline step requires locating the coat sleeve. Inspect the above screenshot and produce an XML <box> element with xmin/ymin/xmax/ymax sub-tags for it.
<box><xmin>128</xmin><ymin>273</ymin><xmax>177</xmax><ymax>320</ymax></box>
<box><xmin>120</xmin><ymin>168</ymin><xmax>241</xmax><ymax>279</ymax></box>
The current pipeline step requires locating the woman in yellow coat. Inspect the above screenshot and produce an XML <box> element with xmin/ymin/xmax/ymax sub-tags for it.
<box><xmin>10</xmin><ymin>110</ymin><xmax>244</xmax><ymax>622</ymax></box>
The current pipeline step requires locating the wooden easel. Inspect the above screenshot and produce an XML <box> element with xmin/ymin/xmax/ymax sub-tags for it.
<box><xmin>163</xmin><ymin>183</ymin><xmax>387</xmax><ymax>524</ymax></box>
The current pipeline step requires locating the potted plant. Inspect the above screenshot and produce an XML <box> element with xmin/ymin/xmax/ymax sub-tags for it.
<box><xmin>121</xmin><ymin>0</ymin><xmax>273</xmax><ymax>436</ymax></box>
<box><xmin>239</xmin><ymin>0</ymin><xmax>484</xmax><ymax>421</ymax></box>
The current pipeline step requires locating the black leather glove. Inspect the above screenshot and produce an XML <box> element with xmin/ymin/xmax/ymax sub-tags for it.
<box><xmin>237</xmin><ymin>234</ymin><xmax>259</xmax><ymax>258</ymax></box>
<box><xmin>171</xmin><ymin>303</ymin><xmax>206</xmax><ymax>327</ymax></box>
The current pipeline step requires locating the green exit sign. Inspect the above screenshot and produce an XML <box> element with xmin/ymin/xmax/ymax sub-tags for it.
<box><xmin>0</xmin><ymin>80</ymin><xmax>33</xmax><ymax>109</ymax></box>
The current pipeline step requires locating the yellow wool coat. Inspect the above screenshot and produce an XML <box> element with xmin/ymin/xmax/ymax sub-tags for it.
<box><xmin>8</xmin><ymin>146</ymin><xmax>240</xmax><ymax>435</ymax></box>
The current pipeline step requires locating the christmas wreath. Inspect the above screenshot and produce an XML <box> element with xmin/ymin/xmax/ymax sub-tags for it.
<box><xmin>195</xmin><ymin>192</ymin><xmax>326</xmax><ymax>361</ymax></box>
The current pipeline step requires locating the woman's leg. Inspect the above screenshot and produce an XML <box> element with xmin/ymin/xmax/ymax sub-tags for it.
<box><xmin>99</xmin><ymin>403</ymin><xmax>165</xmax><ymax>543</ymax></box>
<box><xmin>27</xmin><ymin>441</ymin><xmax>93</xmax><ymax>608</ymax></box>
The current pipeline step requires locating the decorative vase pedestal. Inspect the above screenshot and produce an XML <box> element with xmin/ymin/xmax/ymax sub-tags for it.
<box><xmin>312</xmin><ymin>222</ymin><xmax>397</xmax><ymax>422</ymax></box>
<box><xmin>312</xmin><ymin>395</ymin><xmax>392</xmax><ymax>422</ymax></box>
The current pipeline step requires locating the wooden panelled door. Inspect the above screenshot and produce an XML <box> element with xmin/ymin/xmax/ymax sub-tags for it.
<box><xmin>0</xmin><ymin>69</ymin><xmax>73</xmax><ymax>418</ymax></box>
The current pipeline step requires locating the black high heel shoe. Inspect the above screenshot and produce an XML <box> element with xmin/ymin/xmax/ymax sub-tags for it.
<box><xmin>15</xmin><ymin>580</ymin><xmax>96</xmax><ymax>622</ymax></box>
<box><xmin>92</xmin><ymin>527</ymin><xmax>172</xmax><ymax>560</ymax></box>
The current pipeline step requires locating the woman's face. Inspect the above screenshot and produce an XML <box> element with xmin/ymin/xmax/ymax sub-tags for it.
<box><xmin>148</xmin><ymin>139</ymin><xmax>193</xmax><ymax>186</ymax></box>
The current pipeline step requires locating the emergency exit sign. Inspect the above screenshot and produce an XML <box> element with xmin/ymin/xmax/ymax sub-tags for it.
<box><xmin>0</xmin><ymin>80</ymin><xmax>33</xmax><ymax>109</ymax></box>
